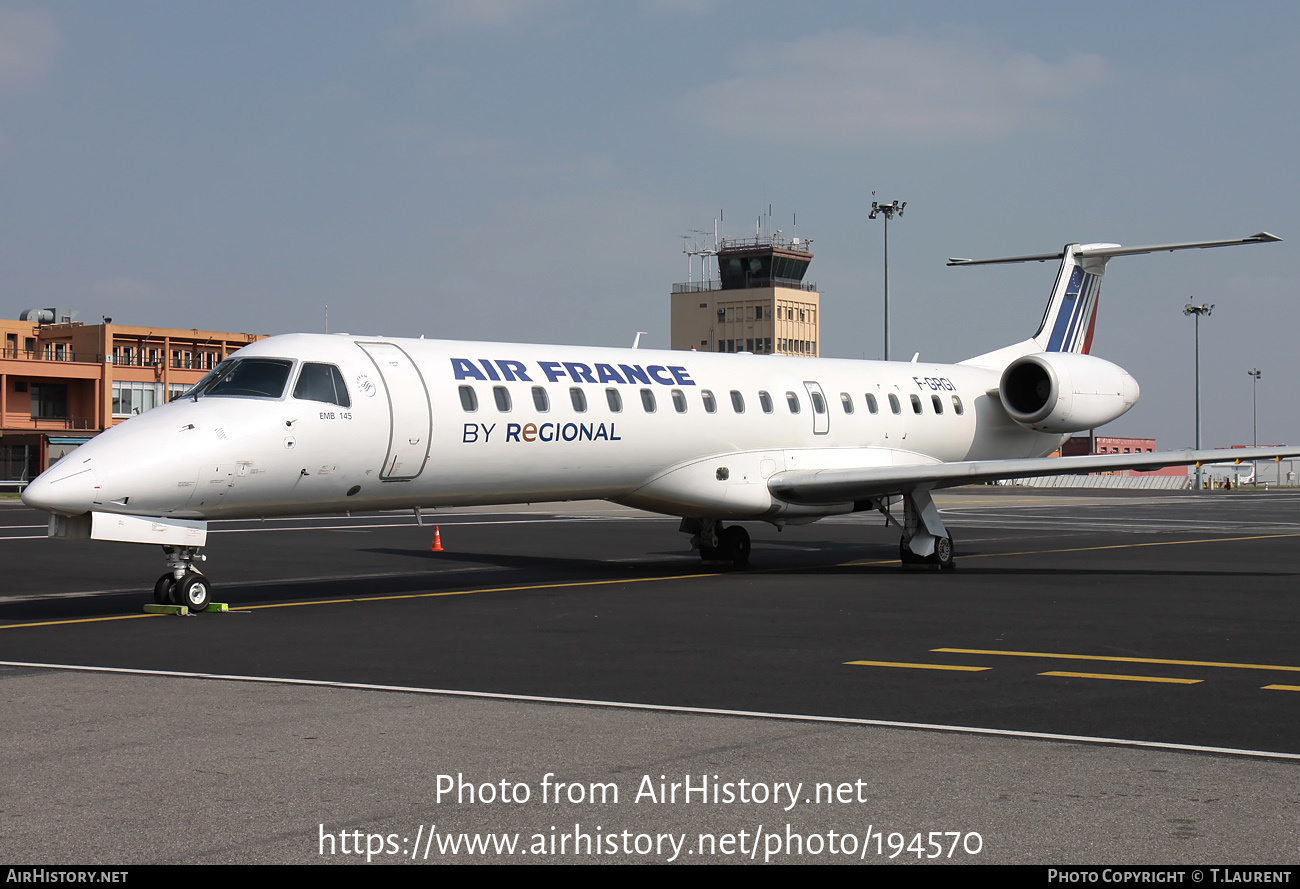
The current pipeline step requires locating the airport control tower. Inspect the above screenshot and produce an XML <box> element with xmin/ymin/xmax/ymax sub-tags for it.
<box><xmin>670</xmin><ymin>226</ymin><xmax>820</xmax><ymax>356</ymax></box>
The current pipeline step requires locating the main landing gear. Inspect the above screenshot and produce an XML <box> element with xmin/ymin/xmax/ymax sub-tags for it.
<box><xmin>681</xmin><ymin>518</ymin><xmax>751</xmax><ymax>566</ymax></box>
<box><xmin>152</xmin><ymin>545</ymin><xmax>212</xmax><ymax>611</ymax></box>
<box><xmin>884</xmin><ymin>489</ymin><xmax>956</xmax><ymax>570</ymax></box>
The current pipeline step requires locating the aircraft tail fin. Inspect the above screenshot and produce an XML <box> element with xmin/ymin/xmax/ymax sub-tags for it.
<box><xmin>953</xmin><ymin>233</ymin><xmax>1280</xmax><ymax>369</ymax></box>
<box><xmin>1033</xmin><ymin>247</ymin><xmax>1105</xmax><ymax>355</ymax></box>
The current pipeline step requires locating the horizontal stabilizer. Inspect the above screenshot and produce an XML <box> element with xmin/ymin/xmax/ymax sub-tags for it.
<box><xmin>948</xmin><ymin>232</ymin><xmax>1280</xmax><ymax>267</ymax></box>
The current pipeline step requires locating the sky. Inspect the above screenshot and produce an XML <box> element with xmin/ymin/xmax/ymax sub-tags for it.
<box><xmin>1</xmin><ymin>1</ymin><xmax>1297</xmax><ymax>449</ymax></box>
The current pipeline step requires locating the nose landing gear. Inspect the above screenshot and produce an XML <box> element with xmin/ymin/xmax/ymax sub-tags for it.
<box><xmin>153</xmin><ymin>545</ymin><xmax>212</xmax><ymax>612</ymax></box>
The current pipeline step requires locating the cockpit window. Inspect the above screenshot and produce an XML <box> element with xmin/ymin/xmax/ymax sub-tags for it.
<box><xmin>293</xmin><ymin>362</ymin><xmax>351</xmax><ymax>407</ymax></box>
<box><xmin>189</xmin><ymin>358</ymin><xmax>293</xmax><ymax>399</ymax></box>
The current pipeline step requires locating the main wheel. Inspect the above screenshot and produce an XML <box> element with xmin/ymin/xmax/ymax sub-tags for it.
<box><xmin>174</xmin><ymin>571</ymin><xmax>211</xmax><ymax>612</ymax></box>
<box><xmin>720</xmin><ymin>525</ymin><xmax>751</xmax><ymax>567</ymax></box>
<box><xmin>930</xmin><ymin>535</ymin><xmax>955</xmax><ymax>570</ymax></box>
<box><xmin>153</xmin><ymin>572</ymin><xmax>176</xmax><ymax>605</ymax></box>
<box><xmin>899</xmin><ymin>539</ymin><xmax>922</xmax><ymax>565</ymax></box>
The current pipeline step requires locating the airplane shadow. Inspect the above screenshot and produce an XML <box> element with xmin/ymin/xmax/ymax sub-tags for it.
<box><xmin>1</xmin><ymin>541</ymin><xmax>1287</xmax><ymax>626</ymax></box>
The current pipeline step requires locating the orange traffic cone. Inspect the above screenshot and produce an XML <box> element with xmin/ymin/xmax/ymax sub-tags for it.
<box><xmin>430</xmin><ymin>526</ymin><xmax>444</xmax><ymax>552</ymax></box>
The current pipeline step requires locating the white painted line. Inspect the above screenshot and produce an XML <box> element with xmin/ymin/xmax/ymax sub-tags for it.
<box><xmin>3</xmin><ymin>659</ymin><xmax>1297</xmax><ymax>762</ymax></box>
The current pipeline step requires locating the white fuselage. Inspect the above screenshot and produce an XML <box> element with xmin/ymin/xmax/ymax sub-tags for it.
<box><xmin>25</xmin><ymin>334</ymin><xmax>1064</xmax><ymax>524</ymax></box>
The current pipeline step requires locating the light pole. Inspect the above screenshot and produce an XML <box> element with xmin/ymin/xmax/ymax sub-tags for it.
<box><xmin>868</xmin><ymin>198</ymin><xmax>905</xmax><ymax>361</ymax></box>
<box><xmin>1248</xmin><ymin>368</ymin><xmax>1261</xmax><ymax>485</ymax></box>
<box><xmin>1184</xmin><ymin>302</ymin><xmax>1213</xmax><ymax>490</ymax></box>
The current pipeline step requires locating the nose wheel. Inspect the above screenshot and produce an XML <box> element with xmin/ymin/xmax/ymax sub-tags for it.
<box><xmin>172</xmin><ymin>572</ymin><xmax>212</xmax><ymax>611</ymax></box>
<box><xmin>153</xmin><ymin>572</ymin><xmax>176</xmax><ymax>604</ymax></box>
<box><xmin>154</xmin><ymin>546</ymin><xmax>212</xmax><ymax>612</ymax></box>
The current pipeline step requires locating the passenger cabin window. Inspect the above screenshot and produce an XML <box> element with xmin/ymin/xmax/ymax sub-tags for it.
<box><xmin>606</xmin><ymin>388</ymin><xmax>622</xmax><ymax>412</ymax></box>
<box><xmin>570</xmin><ymin>388</ymin><xmax>587</xmax><ymax>412</ymax></box>
<box><xmin>532</xmin><ymin>386</ymin><xmax>550</xmax><ymax>412</ymax></box>
<box><xmin>494</xmin><ymin>386</ymin><xmax>512</xmax><ymax>412</ymax></box>
<box><xmin>840</xmin><ymin>393</ymin><xmax>853</xmax><ymax>414</ymax></box>
<box><xmin>931</xmin><ymin>394</ymin><xmax>943</xmax><ymax>414</ymax></box>
<box><xmin>293</xmin><ymin>363</ymin><xmax>350</xmax><ymax>407</ymax></box>
<box><xmin>192</xmin><ymin>358</ymin><xmax>293</xmax><ymax>399</ymax></box>
<box><xmin>865</xmin><ymin>393</ymin><xmax>878</xmax><ymax>414</ymax></box>
<box><xmin>952</xmin><ymin>395</ymin><xmax>964</xmax><ymax>415</ymax></box>
<box><xmin>810</xmin><ymin>391</ymin><xmax>826</xmax><ymax>414</ymax></box>
<box><xmin>888</xmin><ymin>394</ymin><xmax>901</xmax><ymax>414</ymax></box>
<box><xmin>910</xmin><ymin>394</ymin><xmax>923</xmax><ymax>414</ymax></box>
<box><xmin>701</xmin><ymin>390</ymin><xmax>717</xmax><ymax>413</ymax></box>
<box><xmin>730</xmin><ymin>390</ymin><xmax>745</xmax><ymax>413</ymax></box>
<box><xmin>786</xmin><ymin>391</ymin><xmax>801</xmax><ymax>414</ymax></box>
<box><xmin>459</xmin><ymin>385</ymin><xmax>478</xmax><ymax>412</ymax></box>
<box><xmin>759</xmin><ymin>391</ymin><xmax>773</xmax><ymax>413</ymax></box>
<box><xmin>672</xmin><ymin>389</ymin><xmax>688</xmax><ymax>413</ymax></box>
<box><xmin>640</xmin><ymin>388</ymin><xmax>656</xmax><ymax>413</ymax></box>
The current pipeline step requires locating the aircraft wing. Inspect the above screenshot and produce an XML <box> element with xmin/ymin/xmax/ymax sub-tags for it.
<box><xmin>767</xmin><ymin>447</ymin><xmax>1300</xmax><ymax>505</ymax></box>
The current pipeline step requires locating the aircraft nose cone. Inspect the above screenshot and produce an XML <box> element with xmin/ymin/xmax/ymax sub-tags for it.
<box><xmin>21</xmin><ymin>463</ymin><xmax>101</xmax><ymax>515</ymax></box>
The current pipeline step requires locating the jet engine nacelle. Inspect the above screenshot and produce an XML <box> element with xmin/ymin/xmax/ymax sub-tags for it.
<box><xmin>998</xmin><ymin>352</ymin><xmax>1139</xmax><ymax>434</ymax></box>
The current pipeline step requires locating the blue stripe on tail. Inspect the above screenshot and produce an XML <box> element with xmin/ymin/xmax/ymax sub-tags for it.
<box><xmin>1046</xmin><ymin>267</ymin><xmax>1085</xmax><ymax>351</ymax></box>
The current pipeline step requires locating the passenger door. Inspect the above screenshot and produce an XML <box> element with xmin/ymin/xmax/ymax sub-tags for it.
<box><xmin>356</xmin><ymin>342</ymin><xmax>432</xmax><ymax>480</ymax></box>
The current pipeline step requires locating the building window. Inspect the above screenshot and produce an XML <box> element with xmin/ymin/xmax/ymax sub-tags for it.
<box><xmin>31</xmin><ymin>383</ymin><xmax>69</xmax><ymax>419</ymax></box>
<box><xmin>112</xmin><ymin>381</ymin><xmax>163</xmax><ymax>417</ymax></box>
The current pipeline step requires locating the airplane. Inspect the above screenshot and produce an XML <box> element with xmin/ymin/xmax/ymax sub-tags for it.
<box><xmin>21</xmin><ymin>231</ymin><xmax>1300</xmax><ymax>612</ymax></box>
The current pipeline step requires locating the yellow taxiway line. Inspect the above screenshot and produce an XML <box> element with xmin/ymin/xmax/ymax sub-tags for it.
<box><xmin>0</xmin><ymin>570</ymin><xmax>723</xmax><ymax>630</ymax></box>
<box><xmin>1038</xmin><ymin>671</ymin><xmax>1202</xmax><ymax>684</ymax></box>
<box><xmin>934</xmin><ymin>648</ymin><xmax>1300</xmax><ymax>673</ymax></box>
<box><xmin>844</xmin><ymin>660</ymin><xmax>990</xmax><ymax>672</ymax></box>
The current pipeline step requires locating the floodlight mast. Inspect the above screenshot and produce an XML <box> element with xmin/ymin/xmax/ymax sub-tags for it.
<box><xmin>868</xmin><ymin>199</ymin><xmax>905</xmax><ymax>361</ymax></box>
<box><xmin>1183</xmin><ymin>302</ymin><xmax>1214</xmax><ymax>490</ymax></box>
<box><xmin>1248</xmin><ymin>368</ymin><xmax>1262</xmax><ymax>485</ymax></box>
